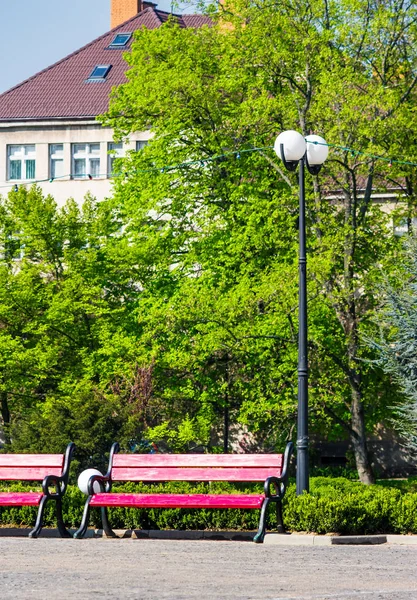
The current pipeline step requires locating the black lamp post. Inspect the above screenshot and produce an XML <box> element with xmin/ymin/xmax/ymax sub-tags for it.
<box><xmin>274</xmin><ymin>131</ymin><xmax>328</xmax><ymax>495</ymax></box>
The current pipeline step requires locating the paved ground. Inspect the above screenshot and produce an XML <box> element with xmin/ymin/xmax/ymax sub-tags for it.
<box><xmin>0</xmin><ymin>538</ymin><xmax>417</xmax><ymax>599</ymax></box>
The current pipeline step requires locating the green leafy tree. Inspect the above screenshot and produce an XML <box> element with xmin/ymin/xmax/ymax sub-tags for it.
<box><xmin>0</xmin><ymin>186</ymin><xmax>156</xmax><ymax>464</ymax></box>
<box><xmin>101</xmin><ymin>0</ymin><xmax>414</xmax><ymax>482</ymax></box>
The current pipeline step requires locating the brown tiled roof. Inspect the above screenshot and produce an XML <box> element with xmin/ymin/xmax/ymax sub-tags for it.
<box><xmin>181</xmin><ymin>14</ymin><xmax>213</xmax><ymax>28</ymax></box>
<box><xmin>0</xmin><ymin>8</ymin><xmax>212</xmax><ymax>122</ymax></box>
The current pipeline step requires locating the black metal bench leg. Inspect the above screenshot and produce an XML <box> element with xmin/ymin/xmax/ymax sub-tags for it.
<box><xmin>101</xmin><ymin>507</ymin><xmax>117</xmax><ymax>538</ymax></box>
<box><xmin>73</xmin><ymin>497</ymin><xmax>92</xmax><ymax>539</ymax></box>
<box><xmin>276</xmin><ymin>499</ymin><xmax>285</xmax><ymax>534</ymax></box>
<box><xmin>253</xmin><ymin>498</ymin><xmax>270</xmax><ymax>543</ymax></box>
<box><xmin>29</xmin><ymin>495</ymin><xmax>48</xmax><ymax>538</ymax></box>
<box><xmin>56</xmin><ymin>498</ymin><xmax>72</xmax><ymax>538</ymax></box>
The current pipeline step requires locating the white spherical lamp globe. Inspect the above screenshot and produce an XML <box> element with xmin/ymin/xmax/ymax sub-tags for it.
<box><xmin>77</xmin><ymin>468</ymin><xmax>103</xmax><ymax>495</ymax></box>
<box><xmin>274</xmin><ymin>130</ymin><xmax>307</xmax><ymax>162</ymax></box>
<box><xmin>305</xmin><ymin>134</ymin><xmax>328</xmax><ymax>165</ymax></box>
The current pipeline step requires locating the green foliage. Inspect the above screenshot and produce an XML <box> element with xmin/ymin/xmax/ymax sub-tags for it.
<box><xmin>10</xmin><ymin>383</ymin><xmax>129</xmax><ymax>471</ymax></box>
<box><xmin>376</xmin><ymin>476</ymin><xmax>417</xmax><ymax>494</ymax></box>
<box><xmin>285</xmin><ymin>478</ymin><xmax>417</xmax><ymax>535</ymax></box>
<box><xmin>145</xmin><ymin>415</ymin><xmax>212</xmax><ymax>453</ymax></box>
<box><xmin>99</xmin><ymin>0</ymin><xmax>415</xmax><ymax>478</ymax></box>
<box><xmin>0</xmin><ymin>187</ymin><xmax>157</xmax><ymax>465</ymax></box>
<box><xmin>369</xmin><ymin>235</ymin><xmax>417</xmax><ymax>452</ymax></box>
<box><xmin>309</xmin><ymin>465</ymin><xmax>359</xmax><ymax>480</ymax></box>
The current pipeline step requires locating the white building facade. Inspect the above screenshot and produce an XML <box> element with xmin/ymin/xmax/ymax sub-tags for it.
<box><xmin>0</xmin><ymin>120</ymin><xmax>149</xmax><ymax>206</ymax></box>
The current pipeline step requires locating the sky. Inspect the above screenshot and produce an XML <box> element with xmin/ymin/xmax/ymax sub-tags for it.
<box><xmin>0</xmin><ymin>0</ymin><xmax>175</xmax><ymax>95</ymax></box>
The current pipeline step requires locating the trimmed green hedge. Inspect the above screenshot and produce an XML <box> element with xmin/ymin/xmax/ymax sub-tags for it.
<box><xmin>284</xmin><ymin>477</ymin><xmax>417</xmax><ymax>534</ymax></box>
<box><xmin>2</xmin><ymin>477</ymin><xmax>417</xmax><ymax>534</ymax></box>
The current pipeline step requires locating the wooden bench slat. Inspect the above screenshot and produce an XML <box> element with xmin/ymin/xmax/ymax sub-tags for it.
<box><xmin>111</xmin><ymin>466</ymin><xmax>281</xmax><ymax>482</ymax></box>
<box><xmin>113</xmin><ymin>454</ymin><xmax>283</xmax><ymax>468</ymax></box>
<box><xmin>0</xmin><ymin>467</ymin><xmax>63</xmax><ymax>481</ymax></box>
<box><xmin>0</xmin><ymin>455</ymin><xmax>64</xmax><ymax>467</ymax></box>
<box><xmin>0</xmin><ymin>492</ymin><xmax>43</xmax><ymax>506</ymax></box>
<box><xmin>90</xmin><ymin>493</ymin><xmax>265</xmax><ymax>509</ymax></box>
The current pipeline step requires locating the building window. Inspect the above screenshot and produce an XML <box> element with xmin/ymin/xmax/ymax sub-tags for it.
<box><xmin>136</xmin><ymin>141</ymin><xmax>149</xmax><ymax>151</ymax></box>
<box><xmin>86</xmin><ymin>65</ymin><xmax>112</xmax><ymax>82</ymax></box>
<box><xmin>5</xmin><ymin>232</ymin><xmax>24</xmax><ymax>261</ymax></box>
<box><xmin>108</xmin><ymin>142</ymin><xmax>124</xmax><ymax>176</ymax></box>
<box><xmin>108</xmin><ymin>33</ymin><xmax>131</xmax><ymax>48</ymax></box>
<box><xmin>72</xmin><ymin>143</ymin><xmax>101</xmax><ymax>179</ymax></box>
<box><xmin>7</xmin><ymin>145</ymin><xmax>36</xmax><ymax>181</ymax></box>
<box><xmin>49</xmin><ymin>144</ymin><xmax>64</xmax><ymax>179</ymax></box>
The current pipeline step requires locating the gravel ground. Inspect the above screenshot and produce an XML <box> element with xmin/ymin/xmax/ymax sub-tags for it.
<box><xmin>0</xmin><ymin>538</ymin><xmax>417</xmax><ymax>599</ymax></box>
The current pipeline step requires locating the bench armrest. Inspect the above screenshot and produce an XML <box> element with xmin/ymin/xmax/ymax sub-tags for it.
<box><xmin>263</xmin><ymin>442</ymin><xmax>294</xmax><ymax>500</ymax></box>
<box><xmin>83</xmin><ymin>442</ymin><xmax>119</xmax><ymax>495</ymax></box>
<box><xmin>60</xmin><ymin>442</ymin><xmax>76</xmax><ymax>493</ymax></box>
<box><xmin>90</xmin><ymin>441</ymin><xmax>120</xmax><ymax>494</ymax></box>
<box><xmin>41</xmin><ymin>443</ymin><xmax>76</xmax><ymax>498</ymax></box>
<box><xmin>280</xmin><ymin>442</ymin><xmax>294</xmax><ymax>482</ymax></box>
<box><xmin>264</xmin><ymin>476</ymin><xmax>285</xmax><ymax>499</ymax></box>
<box><xmin>42</xmin><ymin>474</ymin><xmax>65</xmax><ymax>498</ymax></box>
<box><xmin>87</xmin><ymin>474</ymin><xmax>111</xmax><ymax>495</ymax></box>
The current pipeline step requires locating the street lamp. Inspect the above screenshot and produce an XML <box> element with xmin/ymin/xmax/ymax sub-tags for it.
<box><xmin>274</xmin><ymin>130</ymin><xmax>328</xmax><ymax>495</ymax></box>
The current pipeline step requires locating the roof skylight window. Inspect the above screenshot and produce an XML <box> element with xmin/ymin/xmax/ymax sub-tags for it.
<box><xmin>88</xmin><ymin>65</ymin><xmax>112</xmax><ymax>80</ymax></box>
<box><xmin>109</xmin><ymin>33</ymin><xmax>132</xmax><ymax>48</ymax></box>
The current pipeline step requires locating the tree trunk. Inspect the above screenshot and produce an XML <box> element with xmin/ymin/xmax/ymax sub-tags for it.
<box><xmin>342</xmin><ymin>178</ymin><xmax>375</xmax><ymax>485</ymax></box>
<box><xmin>224</xmin><ymin>397</ymin><xmax>229</xmax><ymax>454</ymax></box>
<box><xmin>0</xmin><ymin>391</ymin><xmax>10</xmax><ymax>445</ymax></box>
<box><xmin>349</xmin><ymin>381</ymin><xmax>375</xmax><ymax>484</ymax></box>
<box><xmin>344</xmin><ymin>317</ymin><xmax>375</xmax><ymax>484</ymax></box>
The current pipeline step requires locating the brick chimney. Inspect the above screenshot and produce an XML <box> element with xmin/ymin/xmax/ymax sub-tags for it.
<box><xmin>111</xmin><ymin>0</ymin><xmax>157</xmax><ymax>28</ymax></box>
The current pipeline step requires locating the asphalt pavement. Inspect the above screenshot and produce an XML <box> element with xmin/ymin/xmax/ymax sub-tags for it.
<box><xmin>0</xmin><ymin>538</ymin><xmax>416</xmax><ymax>599</ymax></box>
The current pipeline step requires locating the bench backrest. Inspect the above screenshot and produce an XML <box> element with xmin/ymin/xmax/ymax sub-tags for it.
<box><xmin>111</xmin><ymin>454</ymin><xmax>283</xmax><ymax>482</ymax></box>
<box><xmin>0</xmin><ymin>454</ymin><xmax>64</xmax><ymax>481</ymax></box>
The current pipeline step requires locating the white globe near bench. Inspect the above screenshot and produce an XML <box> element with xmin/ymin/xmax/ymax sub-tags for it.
<box><xmin>77</xmin><ymin>468</ymin><xmax>103</xmax><ymax>495</ymax></box>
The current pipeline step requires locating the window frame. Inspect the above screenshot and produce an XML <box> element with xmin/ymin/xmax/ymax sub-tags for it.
<box><xmin>88</xmin><ymin>65</ymin><xmax>112</xmax><ymax>80</ymax></box>
<box><xmin>108</xmin><ymin>33</ymin><xmax>131</xmax><ymax>48</ymax></box>
<box><xmin>7</xmin><ymin>145</ymin><xmax>36</xmax><ymax>181</ymax></box>
<box><xmin>136</xmin><ymin>140</ymin><xmax>149</xmax><ymax>152</ymax></box>
<box><xmin>107</xmin><ymin>142</ymin><xmax>124</xmax><ymax>177</ymax></box>
<box><xmin>71</xmin><ymin>143</ymin><xmax>101</xmax><ymax>179</ymax></box>
<box><xmin>49</xmin><ymin>144</ymin><xmax>64</xmax><ymax>180</ymax></box>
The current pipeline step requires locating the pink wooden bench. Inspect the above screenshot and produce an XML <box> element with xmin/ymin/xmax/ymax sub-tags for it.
<box><xmin>74</xmin><ymin>442</ymin><xmax>293</xmax><ymax>543</ymax></box>
<box><xmin>0</xmin><ymin>443</ymin><xmax>75</xmax><ymax>538</ymax></box>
